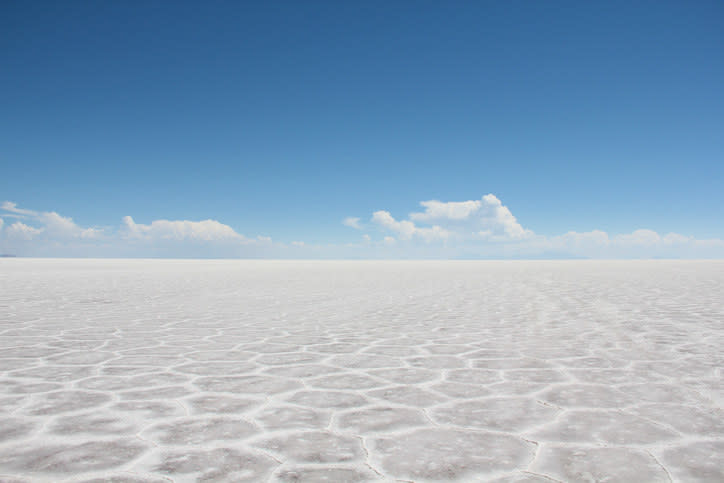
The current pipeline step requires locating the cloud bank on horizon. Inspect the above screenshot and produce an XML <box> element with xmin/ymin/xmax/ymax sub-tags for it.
<box><xmin>1</xmin><ymin>197</ymin><xmax>723</xmax><ymax>259</ymax></box>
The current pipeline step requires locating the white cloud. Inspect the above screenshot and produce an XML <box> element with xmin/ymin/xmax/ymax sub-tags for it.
<box><xmin>122</xmin><ymin>216</ymin><xmax>246</xmax><ymax>242</ymax></box>
<box><xmin>0</xmin><ymin>202</ymin><xmax>270</xmax><ymax>257</ymax></box>
<box><xmin>372</xmin><ymin>211</ymin><xmax>416</xmax><ymax>239</ymax></box>
<box><xmin>6</xmin><ymin>222</ymin><xmax>43</xmax><ymax>240</ymax></box>
<box><xmin>1</xmin><ymin>201</ymin><xmax>37</xmax><ymax>216</ymax></box>
<box><xmin>343</xmin><ymin>217</ymin><xmax>362</xmax><ymax>229</ymax></box>
<box><xmin>408</xmin><ymin>194</ymin><xmax>532</xmax><ymax>241</ymax></box>
<box><xmin>81</xmin><ymin>228</ymin><xmax>104</xmax><ymax>239</ymax></box>
<box><xmin>370</xmin><ymin>194</ymin><xmax>529</xmax><ymax>243</ymax></box>
<box><xmin>362</xmin><ymin>194</ymin><xmax>724</xmax><ymax>258</ymax></box>
<box><xmin>549</xmin><ymin>230</ymin><xmax>610</xmax><ymax>250</ymax></box>
<box><xmin>479</xmin><ymin>194</ymin><xmax>532</xmax><ymax>240</ymax></box>
<box><xmin>517</xmin><ymin>228</ymin><xmax>724</xmax><ymax>259</ymax></box>
<box><xmin>3</xmin><ymin>197</ymin><xmax>724</xmax><ymax>259</ymax></box>
<box><xmin>1</xmin><ymin>202</ymin><xmax>104</xmax><ymax>242</ymax></box>
<box><xmin>410</xmin><ymin>199</ymin><xmax>482</xmax><ymax>222</ymax></box>
<box><xmin>39</xmin><ymin>212</ymin><xmax>78</xmax><ymax>235</ymax></box>
<box><xmin>662</xmin><ymin>233</ymin><xmax>691</xmax><ymax>245</ymax></box>
<box><xmin>613</xmin><ymin>229</ymin><xmax>662</xmax><ymax>246</ymax></box>
<box><xmin>37</xmin><ymin>211</ymin><xmax>104</xmax><ymax>239</ymax></box>
<box><xmin>371</xmin><ymin>210</ymin><xmax>450</xmax><ymax>242</ymax></box>
<box><xmin>691</xmin><ymin>238</ymin><xmax>724</xmax><ymax>250</ymax></box>
<box><xmin>609</xmin><ymin>229</ymin><xmax>697</xmax><ymax>249</ymax></box>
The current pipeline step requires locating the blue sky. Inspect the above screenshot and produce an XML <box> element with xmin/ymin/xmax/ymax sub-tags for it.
<box><xmin>1</xmin><ymin>1</ymin><xmax>723</xmax><ymax>258</ymax></box>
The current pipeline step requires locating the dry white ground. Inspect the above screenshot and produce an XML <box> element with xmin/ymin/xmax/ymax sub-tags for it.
<box><xmin>0</xmin><ymin>259</ymin><xmax>722</xmax><ymax>482</ymax></box>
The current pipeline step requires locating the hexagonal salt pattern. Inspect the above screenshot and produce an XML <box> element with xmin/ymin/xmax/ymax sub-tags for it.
<box><xmin>0</xmin><ymin>259</ymin><xmax>722</xmax><ymax>482</ymax></box>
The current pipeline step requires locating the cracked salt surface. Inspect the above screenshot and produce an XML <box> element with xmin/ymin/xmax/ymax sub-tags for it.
<box><xmin>0</xmin><ymin>259</ymin><xmax>722</xmax><ymax>482</ymax></box>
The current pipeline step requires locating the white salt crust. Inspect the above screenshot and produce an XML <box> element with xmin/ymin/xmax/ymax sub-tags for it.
<box><xmin>0</xmin><ymin>259</ymin><xmax>722</xmax><ymax>482</ymax></box>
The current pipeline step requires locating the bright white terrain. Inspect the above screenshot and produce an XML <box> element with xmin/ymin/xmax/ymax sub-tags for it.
<box><xmin>0</xmin><ymin>259</ymin><xmax>722</xmax><ymax>482</ymax></box>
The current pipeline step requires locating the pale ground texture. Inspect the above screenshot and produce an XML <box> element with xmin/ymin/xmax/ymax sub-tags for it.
<box><xmin>0</xmin><ymin>259</ymin><xmax>722</xmax><ymax>483</ymax></box>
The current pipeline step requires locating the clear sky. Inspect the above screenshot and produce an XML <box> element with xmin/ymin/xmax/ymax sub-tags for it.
<box><xmin>1</xmin><ymin>1</ymin><xmax>723</xmax><ymax>258</ymax></box>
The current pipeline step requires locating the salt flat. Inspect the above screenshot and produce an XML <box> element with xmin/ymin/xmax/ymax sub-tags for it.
<box><xmin>0</xmin><ymin>259</ymin><xmax>722</xmax><ymax>482</ymax></box>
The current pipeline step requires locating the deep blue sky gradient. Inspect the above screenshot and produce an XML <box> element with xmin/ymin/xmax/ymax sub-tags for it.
<box><xmin>2</xmin><ymin>1</ymin><xmax>723</xmax><ymax>243</ymax></box>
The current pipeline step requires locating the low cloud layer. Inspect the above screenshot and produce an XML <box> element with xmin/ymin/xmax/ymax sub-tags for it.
<box><xmin>0</xmin><ymin>202</ymin><xmax>272</xmax><ymax>258</ymax></box>
<box><xmin>2</xmin><ymin>198</ymin><xmax>723</xmax><ymax>258</ymax></box>
<box><xmin>372</xmin><ymin>194</ymin><xmax>532</xmax><ymax>243</ymax></box>
<box><xmin>371</xmin><ymin>210</ymin><xmax>451</xmax><ymax>242</ymax></box>
<box><xmin>122</xmin><ymin>216</ymin><xmax>247</xmax><ymax>242</ymax></box>
<box><xmin>345</xmin><ymin>194</ymin><xmax>724</xmax><ymax>259</ymax></box>
<box><xmin>1</xmin><ymin>205</ymin><xmax>101</xmax><ymax>242</ymax></box>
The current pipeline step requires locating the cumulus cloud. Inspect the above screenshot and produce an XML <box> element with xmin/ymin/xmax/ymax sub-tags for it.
<box><xmin>6</xmin><ymin>222</ymin><xmax>43</xmax><ymax>240</ymax></box>
<box><xmin>1</xmin><ymin>202</ymin><xmax>103</xmax><ymax>241</ymax></box>
<box><xmin>545</xmin><ymin>230</ymin><xmax>607</xmax><ymax>248</ymax></box>
<box><xmin>408</xmin><ymin>194</ymin><xmax>532</xmax><ymax>241</ymax></box>
<box><xmin>519</xmin><ymin>227</ymin><xmax>724</xmax><ymax>259</ymax></box>
<box><xmin>0</xmin><ymin>201</ymin><xmax>277</xmax><ymax>257</ymax></box>
<box><xmin>3</xmin><ymin>197</ymin><xmax>724</xmax><ymax>259</ymax></box>
<box><xmin>662</xmin><ymin>233</ymin><xmax>691</xmax><ymax>245</ymax></box>
<box><xmin>613</xmin><ymin>229</ymin><xmax>662</xmax><ymax>246</ymax></box>
<box><xmin>40</xmin><ymin>211</ymin><xmax>103</xmax><ymax>239</ymax></box>
<box><xmin>122</xmin><ymin>216</ymin><xmax>246</xmax><ymax>242</ymax></box>
<box><xmin>367</xmin><ymin>194</ymin><xmax>529</xmax><ymax>243</ymax></box>
<box><xmin>354</xmin><ymin>194</ymin><xmax>724</xmax><ymax>258</ymax></box>
<box><xmin>410</xmin><ymin>199</ymin><xmax>482</xmax><ymax>222</ymax></box>
<box><xmin>371</xmin><ymin>210</ymin><xmax>450</xmax><ymax>242</ymax></box>
<box><xmin>372</xmin><ymin>211</ymin><xmax>415</xmax><ymax>239</ymax></box>
<box><xmin>343</xmin><ymin>217</ymin><xmax>362</xmax><ymax>229</ymax></box>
